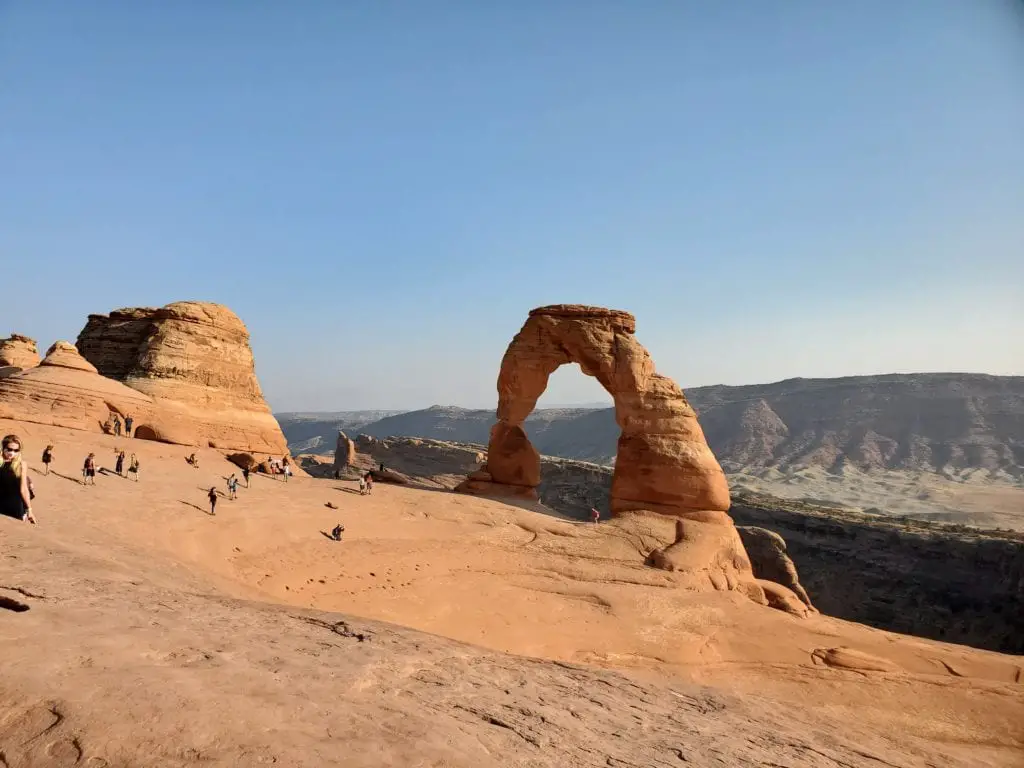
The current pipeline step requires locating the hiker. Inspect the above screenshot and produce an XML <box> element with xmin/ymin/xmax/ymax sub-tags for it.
<box><xmin>379</xmin><ymin>462</ymin><xmax>385</xmax><ymax>473</ymax></box>
<box><xmin>358</xmin><ymin>475</ymin><xmax>367</xmax><ymax>495</ymax></box>
<box><xmin>113</xmin><ymin>415</ymin><xmax>122</xmax><ymax>437</ymax></box>
<box><xmin>41</xmin><ymin>444</ymin><xmax>53</xmax><ymax>475</ymax></box>
<box><xmin>242</xmin><ymin>466</ymin><xmax>250</xmax><ymax>488</ymax></box>
<box><xmin>124</xmin><ymin>415</ymin><xmax>134</xmax><ymax>437</ymax></box>
<box><xmin>115</xmin><ymin>450</ymin><xmax>126</xmax><ymax>476</ymax></box>
<box><xmin>83</xmin><ymin>453</ymin><xmax>97</xmax><ymax>485</ymax></box>
<box><xmin>331</xmin><ymin>523</ymin><xmax>345</xmax><ymax>541</ymax></box>
<box><xmin>590</xmin><ymin>507</ymin><xmax>600</xmax><ymax>524</ymax></box>
<box><xmin>128</xmin><ymin>454</ymin><xmax>140</xmax><ymax>482</ymax></box>
<box><xmin>208</xmin><ymin>486</ymin><xmax>218</xmax><ymax>515</ymax></box>
<box><xmin>1</xmin><ymin>434</ymin><xmax>36</xmax><ymax>523</ymax></box>
<box><xmin>227</xmin><ymin>474</ymin><xmax>238</xmax><ymax>500</ymax></box>
<box><xmin>364</xmin><ymin>472</ymin><xmax>374</xmax><ymax>495</ymax></box>
<box><xmin>283</xmin><ymin>463</ymin><xmax>292</xmax><ymax>482</ymax></box>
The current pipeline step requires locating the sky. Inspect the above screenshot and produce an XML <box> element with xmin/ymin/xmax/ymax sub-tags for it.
<box><xmin>1</xmin><ymin>1</ymin><xmax>1022</xmax><ymax>411</ymax></box>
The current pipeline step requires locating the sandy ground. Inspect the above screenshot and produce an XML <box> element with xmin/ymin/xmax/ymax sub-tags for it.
<box><xmin>2</xmin><ymin>419</ymin><xmax>1023</xmax><ymax>766</ymax></box>
<box><xmin>731</xmin><ymin>464</ymin><xmax>1024</xmax><ymax>531</ymax></box>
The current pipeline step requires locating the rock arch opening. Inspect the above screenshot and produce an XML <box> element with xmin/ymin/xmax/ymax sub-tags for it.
<box><xmin>133</xmin><ymin>425</ymin><xmax>159</xmax><ymax>442</ymax></box>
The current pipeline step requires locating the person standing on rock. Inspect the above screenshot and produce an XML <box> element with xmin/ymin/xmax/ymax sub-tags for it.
<box><xmin>227</xmin><ymin>474</ymin><xmax>238</xmax><ymax>500</ymax></box>
<box><xmin>242</xmin><ymin>466</ymin><xmax>250</xmax><ymax>488</ymax></box>
<box><xmin>41</xmin><ymin>444</ymin><xmax>54</xmax><ymax>475</ymax></box>
<box><xmin>590</xmin><ymin>507</ymin><xmax>600</xmax><ymax>524</ymax></box>
<box><xmin>208</xmin><ymin>486</ymin><xmax>218</xmax><ymax>515</ymax></box>
<box><xmin>358</xmin><ymin>474</ymin><xmax>367</xmax><ymax>495</ymax></box>
<box><xmin>83</xmin><ymin>453</ymin><xmax>97</xmax><ymax>485</ymax></box>
<box><xmin>1</xmin><ymin>435</ymin><xmax>36</xmax><ymax>524</ymax></box>
<box><xmin>115</xmin><ymin>450</ymin><xmax>126</xmax><ymax>477</ymax></box>
<box><xmin>128</xmin><ymin>454</ymin><xmax>140</xmax><ymax>482</ymax></box>
<box><xmin>365</xmin><ymin>472</ymin><xmax>374</xmax><ymax>495</ymax></box>
<box><xmin>113</xmin><ymin>415</ymin><xmax>122</xmax><ymax>437</ymax></box>
<box><xmin>124</xmin><ymin>415</ymin><xmax>133</xmax><ymax>438</ymax></box>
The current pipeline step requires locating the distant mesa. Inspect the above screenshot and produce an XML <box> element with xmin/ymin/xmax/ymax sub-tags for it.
<box><xmin>77</xmin><ymin>301</ymin><xmax>288</xmax><ymax>454</ymax></box>
<box><xmin>456</xmin><ymin>304</ymin><xmax>776</xmax><ymax>609</ymax></box>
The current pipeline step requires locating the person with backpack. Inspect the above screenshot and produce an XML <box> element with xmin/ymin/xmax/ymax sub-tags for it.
<box><xmin>227</xmin><ymin>474</ymin><xmax>238</xmax><ymax>500</ymax></box>
<box><xmin>128</xmin><ymin>454</ymin><xmax>140</xmax><ymax>482</ymax></box>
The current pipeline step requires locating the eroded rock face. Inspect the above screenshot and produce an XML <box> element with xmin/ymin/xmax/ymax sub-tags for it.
<box><xmin>333</xmin><ymin>431</ymin><xmax>356</xmax><ymax>472</ymax></box>
<box><xmin>77</xmin><ymin>302</ymin><xmax>287</xmax><ymax>454</ymax></box>
<box><xmin>456</xmin><ymin>305</ymin><xmax>766</xmax><ymax>603</ymax></box>
<box><xmin>0</xmin><ymin>340</ymin><xmax>154</xmax><ymax>432</ymax></box>
<box><xmin>736</xmin><ymin>526</ymin><xmax>816</xmax><ymax>614</ymax></box>
<box><xmin>0</xmin><ymin>333</ymin><xmax>40</xmax><ymax>371</ymax></box>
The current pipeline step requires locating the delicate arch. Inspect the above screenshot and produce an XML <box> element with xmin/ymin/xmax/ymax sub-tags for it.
<box><xmin>460</xmin><ymin>305</ymin><xmax>731</xmax><ymax>519</ymax></box>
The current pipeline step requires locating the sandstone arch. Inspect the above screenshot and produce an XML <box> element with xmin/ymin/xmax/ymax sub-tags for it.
<box><xmin>456</xmin><ymin>305</ymin><xmax>776</xmax><ymax>606</ymax></box>
<box><xmin>457</xmin><ymin>305</ymin><xmax>731</xmax><ymax>518</ymax></box>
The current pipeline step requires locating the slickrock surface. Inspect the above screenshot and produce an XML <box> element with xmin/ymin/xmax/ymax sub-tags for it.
<box><xmin>2</xmin><ymin>418</ymin><xmax>1022</xmax><ymax>766</ymax></box>
<box><xmin>458</xmin><ymin>305</ymin><xmax>769</xmax><ymax>606</ymax></box>
<box><xmin>0</xmin><ymin>341</ymin><xmax>154</xmax><ymax>432</ymax></box>
<box><xmin>335</xmin><ymin>435</ymin><xmax>1024</xmax><ymax>654</ymax></box>
<box><xmin>77</xmin><ymin>301</ymin><xmax>288</xmax><ymax>454</ymax></box>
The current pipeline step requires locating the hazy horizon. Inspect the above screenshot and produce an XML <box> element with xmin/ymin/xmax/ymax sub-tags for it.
<box><xmin>4</xmin><ymin>2</ymin><xmax>1023</xmax><ymax>411</ymax></box>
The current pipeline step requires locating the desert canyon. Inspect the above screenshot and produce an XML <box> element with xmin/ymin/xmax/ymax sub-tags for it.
<box><xmin>1</xmin><ymin>303</ymin><xmax>1023</xmax><ymax>767</ymax></box>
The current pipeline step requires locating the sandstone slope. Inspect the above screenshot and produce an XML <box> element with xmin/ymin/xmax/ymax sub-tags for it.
<box><xmin>77</xmin><ymin>301</ymin><xmax>288</xmax><ymax>454</ymax></box>
<box><xmin>0</xmin><ymin>341</ymin><xmax>154</xmax><ymax>432</ymax></box>
<box><xmin>2</xmin><ymin>418</ymin><xmax>1022</xmax><ymax>766</ymax></box>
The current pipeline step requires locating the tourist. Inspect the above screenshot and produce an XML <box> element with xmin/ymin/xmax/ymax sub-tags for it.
<box><xmin>115</xmin><ymin>450</ymin><xmax>126</xmax><ymax>476</ymax></box>
<box><xmin>187</xmin><ymin>452</ymin><xmax>199</xmax><ymax>469</ymax></box>
<box><xmin>379</xmin><ymin>462</ymin><xmax>385</xmax><ymax>473</ymax></box>
<box><xmin>358</xmin><ymin>475</ymin><xmax>367</xmax><ymax>495</ymax></box>
<box><xmin>331</xmin><ymin>523</ymin><xmax>345</xmax><ymax>541</ymax></box>
<box><xmin>113</xmin><ymin>415</ymin><xmax>122</xmax><ymax>437</ymax></box>
<box><xmin>125</xmin><ymin>415</ymin><xmax>134</xmax><ymax>437</ymax></box>
<box><xmin>365</xmin><ymin>473</ymin><xmax>374</xmax><ymax>495</ymax></box>
<box><xmin>590</xmin><ymin>507</ymin><xmax>600</xmax><ymax>524</ymax></box>
<box><xmin>41</xmin><ymin>444</ymin><xmax>54</xmax><ymax>475</ymax></box>
<box><xmin>128</xmin><ymin>454</ymin><xmax>140</xmax><ymax>482</ymax></box>
<box><xmin>227</xmin><ymin>474</ymin><xmax>238</xmax><ymax>500</ymax></box>
<box><xmin>242</xmin><ymin>466</ymin><xmax>250</xmax><ymax>488</ymax></box>
<box><xmin>83</xmin><ymin>453</ymin><xmax>97</xmax><ymax>485</ymax></box>
<box><xmin>283</xmin><ymin>463</ymin><xmax>292</xmax><ymax>482</ymax></box>
<box><xmin>0</xmin><ymin>434</ymin><xmax>36</xmax><ymax>523</ymax></box>
<box><xmin>208</xmin><ymin>486</ymin><xmax>218</xmax><ymax>515</ymax></box>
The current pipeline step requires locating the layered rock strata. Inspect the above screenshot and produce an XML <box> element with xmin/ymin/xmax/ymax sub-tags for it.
<box><xmin>0</xmin><ymin>333</ymin><xmax>40</xmax><ymax>374</ymax></box>
<box><xmin>0</xmin><ymin>341</ymin><xmax>154</xmax><ymax>432</ymax></box>
<box><xmin>77</xmin><ymin>302</ymin><xmax>287</xmax><ymax>454</ymax></box>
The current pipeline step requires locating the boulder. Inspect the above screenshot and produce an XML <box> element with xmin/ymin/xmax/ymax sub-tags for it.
<box><xmin>77</xmin><ymin>301</ymin><xmax>288</xmax><ymax>455</ymax></box>
<box><xmin>0</xmin><ymin>333</ymin><xmax>40</xmax><ymax>371</ymax></box>
<box><xmin>333</xmin><ymin>430</ymin><xmax>356</xmax><ymax>471</ymax></box>
<box><xmin>0</xmin><ymin>340</ymin><xmax>154</xmax><ymax>433</ymax></box>
<box><xmin>736</xmin><ymin>526</ymin><xmax>816</xmax><ymax>612</ymax></box>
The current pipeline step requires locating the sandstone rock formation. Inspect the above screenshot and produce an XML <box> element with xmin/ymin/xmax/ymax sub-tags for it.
<box><xmin>736</xmin><ymin>526</ymin><xmax>816</xmax><ymax>613</ymax></box>
<box><xmin>0</xmin><ymin>340</ymin><xmax>154</xmax><ymax>432</ymax></box>
<box><xmin>77</xmin><ymin>301</ymin><xmax>288</xmax><ymax>454</ymax></box>
<box><xmin>456</xmin><ymin>305</ymin><xmax>768</xmax><ymax>602</ymax></box>
<box><xmin>0</xmin><ymin>333</ymin><xmax>40</xmax><ymax>372</ymax></box>
<box><xmin>333</xmin><ymin>430</ymin><xmax>356</xmax><ymax>472</ymax></box>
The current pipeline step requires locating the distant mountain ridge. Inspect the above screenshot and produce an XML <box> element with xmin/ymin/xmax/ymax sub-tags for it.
<box><xmin>278</xmin><ymin>373</ymin><xmax>1024</xmax><ymax>481</ymax></box>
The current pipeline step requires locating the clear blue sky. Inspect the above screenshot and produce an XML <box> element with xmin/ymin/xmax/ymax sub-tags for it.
<box><xmin>2</xmin><ymin>2</ymin><xmax>1022</xmax><ymax>411</ymax></box>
